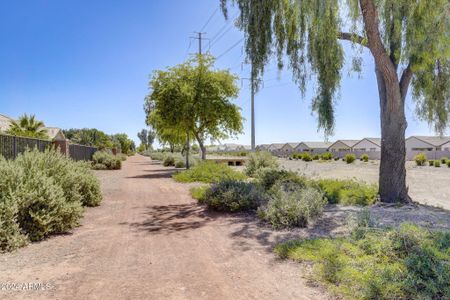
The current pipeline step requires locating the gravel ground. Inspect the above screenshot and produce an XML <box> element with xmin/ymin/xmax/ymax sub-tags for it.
<box><xmin>279</xmin><ymin>158</ymin><xmax>450</xmax><ymax>210</ymax></box>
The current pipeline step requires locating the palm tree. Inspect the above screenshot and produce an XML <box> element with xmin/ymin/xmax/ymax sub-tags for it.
<box><xmin>7</xmin><ymin>114</ymin><xmax>49</xmax><ymax>139</ymax></box>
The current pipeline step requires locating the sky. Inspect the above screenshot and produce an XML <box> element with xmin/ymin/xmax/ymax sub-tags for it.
<box><xmin>0</xmin><ymin>0</ymin><xmax>442</xmax><ymax>147</ymax></box>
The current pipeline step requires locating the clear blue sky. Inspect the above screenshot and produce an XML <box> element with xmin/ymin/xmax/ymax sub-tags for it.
<box><xmin>0</xmin><ymin>0</ymin><xmax>441</xmax><ymax>146</ymax></box>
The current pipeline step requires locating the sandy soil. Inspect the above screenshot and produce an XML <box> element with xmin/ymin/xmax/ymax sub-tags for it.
<box><xmin>279</xmin><ymin>159</ymin><xmax>450</xmax><ymax>209</ymax></box>
<box><xmin>0</xmin><ymin>155</ymin><xmax>328</xmax><ymax>300</ymax></box>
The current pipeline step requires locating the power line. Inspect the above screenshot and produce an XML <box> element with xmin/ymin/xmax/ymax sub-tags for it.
<box><xmin>210</xmin><ymin>25</ymin><xmax>234</xmax><ymax>48</ymax></box>
<box><xmin>200</xmin><ymin>7</ymin><xmax>219</xmax><ymax>32</ymax></box>
<box><xmin>216</xmin><ymin>38</ymin><xmax>244</xmax><ymax>60</ymax></box>
<box><xmin>209</xmin><ymin>11</ymin><xmax>239</xmax><ymax>46</ymax></box>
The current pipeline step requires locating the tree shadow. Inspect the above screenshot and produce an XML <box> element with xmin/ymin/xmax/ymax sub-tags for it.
<box><xmin>121</xmin><ymin>203</ymin><xmax>222</xmax><ymax>234</ymax></box>
<box><xmin>126</xmin><ymin>168</ymin><xmax>176</xmax><ymax>179</ymax></box>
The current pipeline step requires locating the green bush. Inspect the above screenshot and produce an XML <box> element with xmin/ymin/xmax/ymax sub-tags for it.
<box><xmin>258</xmin><ymin>186</ymin><xmax>326</xmax><ymax>229</ymax></box>
<box><xmin>344</xmin><ymin>154</ymin><xmax>356</xmax><ymax>164</ymax></box>
<box><xmin>255</xmin><ymin>168</ymin><xmax>308</xmax><ymax>192</ymax></box>
<box><xmin>316</xmin><ymin>179</ymin><xmax>378</xmax><ymax>205</ymax></box>
<box><xmin>301</xmin><ymin>152</ymin><xmax>313</xmax><ymax>162</ymax></box>
<box><xmin>440</xmin><ymin>157</ymin><xmax>448</xmax><ymax>164</ymax></box>
<box><xmin>429</xmin><ymin>160</ymin><xmax>435</xmax><ymax>166</ymax></box>
<box><xmin>190</xmin><ymin>185</ymin><xmax>209</xmax><ymax>202</ymax></box>
<box><xmin>92</xmin><ymin>151</ymin><xmax>121</xmax><ymax>170</ymax></box>
<box><xmin>275</xmin><ymin>223</ymin><xmax>450</xmax><ymax>300</ymax></box>
<box><xmin>447</xmin><ymin>160</ymin><xmax>450</xmax><ymax>168</ymax></box>
<box><xmin>149</xmin><ymin>152</ymin><xmax>166</xmax><ymax>161</ymax></box>
<box><xmin>312</xmin><ymin>154</ymin><xmax>320</xmax><ymax>160</ymax></box>
<box><xmin>0</xmin><ymin>149</ymin><xmax>102</xmax><ymax>252</ymax></box>
<box><xmin>321</xmin><ymin>152</ymin><xmax>333</xmax><ymax>160</ymax></box>
<box><xmin>414</xmin><ymin>153</ymin><xmax>427</xmax><ymax>166</ymax></box>
<box><xmin>334</xmin><ymin>157</ymin><xmax>340</xmax><ymax>161</ymax></box>
<box><xmin>173</xmin><ymin>161</ymin><xmax>246</xmax><ymax>183</ymax></box>
<box><xmin>244</xmin><ymin>151</ymin><xmax>278</xmax><ymax>177</ymax></box>
<box><xmin>360</xmin><ymin>154</ymin><xmax>369</xmax><ymax>162</ymax></box>
<box><xmin>202</xmin><ymin>180</ymin><xmax>267</xmax><ymax>212</ymax></box>
<box><xmin>434</xmin><ymin>160</ymin><xmax>441</xmax><ymax>167</ymax></box>
<box><xmin>163</xmin><ymin>155</ymin><xmax>175</xmax><ymax>167</ymax></box>
<box><xmin>175</xmin><ymin>160</ymin><xmax>186</xmax><ymax>168</ymax></box>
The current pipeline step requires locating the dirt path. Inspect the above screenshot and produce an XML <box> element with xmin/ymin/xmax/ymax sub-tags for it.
<box><xmin>0</xmin><ymin>155</ymin><xmax>327</xmax><ymax>300</ymax></box>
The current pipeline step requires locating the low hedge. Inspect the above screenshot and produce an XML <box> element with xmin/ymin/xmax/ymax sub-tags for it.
<box><xmin>92</xmin><ymin>151</ymin><xmax>122</xmax><ymax>170</ymax></box>
<box><xmin>316</xmin><ymin>179</ymin><xmax>378</xmax><ymax>206</ymax></box>
<box><xmin>0</xmin><ymin>149</ymin><xmax>102</xmax><ymax>252</ymax></box>
<box><xmin>173</xmin><ymin>161</ymin><xmax>246</xmax><ymax>183</ymax></box>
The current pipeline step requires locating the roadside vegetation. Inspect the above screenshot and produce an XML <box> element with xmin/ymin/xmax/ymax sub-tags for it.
<box><xmin>0</xmin><ymin>149</ymin><xmax>102</xmax><ymax>252</ymax></box>
<box><xmin>173</xmin><ymin>161</ymin><xmax>246</xmax><ymax>183</ymax></box>
<box><xmin>276</xmin><ymin>221</ymin><xmax>450</xmax><ymax>300</ymax></box>
<box><xmin>92</xmin><ymin>151</ymin><xmax>126</xmax><ymax>170</ymax></box>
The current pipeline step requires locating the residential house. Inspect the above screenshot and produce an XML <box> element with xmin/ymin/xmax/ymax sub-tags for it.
<box><xmin>352</xmin><ymin>138</ymin><xmax>381</xmax><ymax>152</ymax></box>
<box><xmin>294</xmin><ymin>141</ymin><xmax>333</xmax><ymax>154</ymax></box>
<box><xmin>256</xmin><ymin>144</ymin><xmax>270</xmax><ymax>151</ymax></box>
<box><xmin>280</xmin><ymin>143</ymin><xmax>299</xmax><ymax>156</ymax></box>
<box><xmin>405</xmin><ymin>136</ymin><xmax>450</xmax><ymax>152</ymax></box>
<box><xmin>327</xmin><ymin>140</ymin><xmax>360</xmax><ymax>153</ymax></box>
<box><xmin>268</xmin><ymin>143</ymin><xmax>286</xmax><ymax>156</ymax></box>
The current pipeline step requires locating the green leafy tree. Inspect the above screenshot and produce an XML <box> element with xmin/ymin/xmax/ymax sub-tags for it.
<box><xmin>220</xmin><ymin>0</ymin><xmax>449</xmax><ymax>203</ymax></box>
<box><xmin>137</xmin><ymin>129</ymin><xmax>149</xmax><ymax>149</ymax></box>
<box><xmin>63</xmin><ymin>128</ymin><xmax>113</xmax><ymax>149</ymax></box>
<box><xmin>146</xmin><ymin>54</ymin><xmax>243</xmax><ymax>159</ymax></box>
<box><xmin>7</xmin><ymin>114</ymin><xmax>49</xmax><ymax>139</ymax></box>
<box><xmin>112</xmin><ymin>133</ymin><xmax>134</xmax><ymax>155</ymax></box>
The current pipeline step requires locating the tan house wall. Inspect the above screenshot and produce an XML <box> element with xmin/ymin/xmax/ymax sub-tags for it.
<box><xmin>353</xmin><ymin>140</ymin><xmax>380</xmax><ymax>152</ymax></box>
<box><xmin>405</xmin><ymin>137</ymin><xmax>435</xmax><ymax>151</ymax></box>
<box><xmin>328</xmin><ymin>141</ymin><xmax>352</xmax><ymax>152</ymax></box>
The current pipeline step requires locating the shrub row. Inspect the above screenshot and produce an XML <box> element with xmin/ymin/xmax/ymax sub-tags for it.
<box><xmin>414</xmin><ymin>153</ymin><xmax>450</xmax><ymax>167</ymax></box>
<box><xmin>275</xmin><ymin>223</ymin><xmax>450</xmax><ymax>299</ymax></box>
<box><xmin>173</xmin><ymin>161</ymin><xmax>246</xmax><ymax>183</ymax></box>
<box><xmin>0</xmin><ymin>149</ymin><xmax>102</xmax><ymax>252</ymax></box>
<box><xmin>92</xmin><ymin>151</ymin><xmax>123</xmax><ymax>170</ymax></box>
<box><xmin>290</xmin><ymin>152</ymin><xmax>368</xmax><ymax>163</ymax></box>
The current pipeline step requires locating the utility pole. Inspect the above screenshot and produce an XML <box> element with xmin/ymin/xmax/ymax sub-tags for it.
<box><xmin>242</xmin><ymin>73</ymin><xmax>262</xmax><ymax>152</ymax></box>
<box><xmin>185</xmin><ymin>32</ymin><xmax>208</xmax><ymax>166</ymax></box>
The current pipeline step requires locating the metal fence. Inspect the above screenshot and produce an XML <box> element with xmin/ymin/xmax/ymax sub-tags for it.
<box><xmin>69</xmin><ymin>144</ymin><xmax>98</xmax><ymax>161</ymax></box>
<box><xmin>0</xmin><ymin>134</ymin><xmax>52</xmax><ymax>159</ymax></box>
<box><xmin>0</xmin><ymin>133</ymin><xmax>97</xmax><ymax>161</ymax></box>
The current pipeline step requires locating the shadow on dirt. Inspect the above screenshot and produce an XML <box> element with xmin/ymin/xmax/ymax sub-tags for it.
<box><xmin>122</xmin><ymin>203</ymin><xmax>222</xmax><ymax>234</ymax></box>
<box><xmin>126</xmin><ymin>168</ymin><xmax>176</xmax><ymax>179</ymax></box>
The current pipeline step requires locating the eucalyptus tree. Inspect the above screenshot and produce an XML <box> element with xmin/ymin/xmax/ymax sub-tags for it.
<box><xmin>146</xmin><ymin>54</ymin><xmax>243</xmax><ymax>159</ymax></box>
<box><xmin>221</xmin><ymin>0</ymin><xmax>449</xmax><ymax>203</ymax></box>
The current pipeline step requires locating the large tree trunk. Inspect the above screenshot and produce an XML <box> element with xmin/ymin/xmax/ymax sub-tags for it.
<box><xmin>194</xmin><ymin>133</ymin><xmax>207</xmax><ymax>160</ymax></box>
<box><xmin>375</xmin><ymin>67</ymin><xmax>410</xmax><ymax>203</ymax></box>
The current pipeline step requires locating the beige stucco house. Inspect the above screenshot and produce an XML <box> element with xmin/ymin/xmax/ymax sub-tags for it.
<box><xmin>256</xmin><ymin>144</ymin><xmax>270</xmax><ymax>151</ymax></box>
<box><xmin>405</xmin><ymin>136</ymin><xmax>450</xmax><ymax>151</ymax></box>
<box><xmin>327</xmin><ymin>140</ymin><xmax>360</xmax><ymax>152</ymax></box>
<box><xmin>280</xmin><ymin>143</ymin><xmax>299</xmax><ymax>156</ymax></box>
<box><xmin>268</xmin><ymin>143</ymin><xmax>286</xmax><ymax>156</ymax></box>
<box><xmin>295</xmin><ymin>141</ymin><xmax>333</xmax><ymax>153</ymax></box>
<box><xmin>352</xmin><ymin>138</ymin><xmax>381</xmax><ymax>152</ymax></box>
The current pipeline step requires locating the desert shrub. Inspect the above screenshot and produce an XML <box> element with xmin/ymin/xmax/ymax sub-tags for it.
<box><xmin>429</xmin><ymin>160</ymin><xmax>435</xmax><ymax>166</ymax></box>
<box><xmin>334</xmin><ymin>157</ymin><xmax>340</xmax><ymax>161</ymax></box>
<box><xmin>92</xmin><ymin>151</ymin><xmax>121</xmax><ymax>170</ymax></box>
<box><xmin>434</xmin><ymin>160</ymin><xmax>441</xmax><ymax>167</ymax></box>
<box><xmin>202</xmin><ymin>180</ymin><xmax>267</xmax><ymax>212</ymax></box>
<box><xmin>301</xmin><ymin>152</ymin><xmax>313</xmax><ymax>162</ymax></box>
<box><xmin>440</xmin><ymin>157</ymin><xmax>448</xmax><ymax>164</ymax></box>
<box><xmin>118</xmin><ymin>153</ymin><xmax>127</xmax><ymax>161</ymax></box>
<box><xmin>175</xmin><ymin>160</ymin><xmax>185</xmax><ymax>168</ymax></box>
<box><xmin>163</xmin><ymin>155</ymin><xmax>175</xmax><ymax>167</ymax></box>
<box><xmin>173</xmin><ymin>161</ymin><xmax>246</xmax><ymax>183</ymax></box>
<box><xmin>275</xmin><ymin>223</ymin><xmax>450</xmax><ymax>300</ymax></box>
<box><xmin>414</xmin><ymin>153</ymin><xmax>427</xmax><ymax>166</ymax></box>
<box><xmin>321</xmin><ymin>152</ymin><xmax>333</xmax><ymax>160</ymax></box>
<box><xmin>245</xmin><ymin>151</ymin><xmax>278</xmax><ymax>177</ymax></box>
<box><xmin>316</xmin><ymin>179</ymin><xmax>378</xmax><ymax>205</ymax></box>
<box><xmin>344</xmin><ymin>154</ymin><xmax>356</xmax><ymax>164</ymax></box>
<box><xmin>255</xmin><ymin>168</ymin><xmax>308</xmax><ymax>192</ymax></box>
<box><xmin>190</xmin><ymin>185</ymin><xmax>209</xmax><ymax>202</ymax></box>
<box><xmin>447</xmin><ymin>160</ymin><xmax>450</xmax><ymax>168</ymax></box>
<box><xmin>0</xmin><ymin>149</ymin><xmax>102</xmax><ymax>252</ymax></box>
<box><xmin>258</xmin><ymin>186</ymin><xmax>326</xmax><ymax>229</ymax></box>
<box><xmin>149</xmin><ymin>152</ymin><xmax>166</xmax><ymax>161</ymax></box>
<box><xmin>360</xmin><ymin>154</ymin><xmax>369</xmax><ymax>162</ymax></box>
<box><xmin>312</xmin><ymin>154</ymin><xmax>320</xmax><ymax>160</ymax></box>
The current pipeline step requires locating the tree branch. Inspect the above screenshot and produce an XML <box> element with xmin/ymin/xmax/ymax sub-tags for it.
<box><xmin>399</xmin><ymin>63</ymin><xmax>413</xmax><ymax>101</ymax></box>
<box><xmin>338</xmin><ymin>32</ymin><xmax>368</xmax><ymax>48</ymax></box>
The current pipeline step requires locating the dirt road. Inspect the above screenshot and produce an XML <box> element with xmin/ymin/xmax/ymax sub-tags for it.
<box><xmin>0</xmin><ymin>155</ymin><xmax>326</xmax><ymax>300</ymax></box>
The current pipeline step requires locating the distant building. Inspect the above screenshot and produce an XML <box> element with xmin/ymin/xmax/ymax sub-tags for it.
<box><xmin>256</xmin><ymin>144</ymin><xmax>270</xmax><ymax>151</ymax></box>
<box><xmin>405</xmin><ymin>136</ymin><xmax>450</xmax><ymax>152</ymax></box>
<box><xmin>268</xmin><ymin>143</ymin><xmax>286</xmax><ymax>156</ymax></box>
<box><xmin>352</xmin><ymin>138</ymin><xmax>381</xmax><ymax>152</ymax></box>
<box><xmin>327</xmin><ymin>140</ymin><xmax>360</xmax><ymax>152</ymax></box>
<box><xmin>295</xmin><ymin>141</ymin><xmax>333</xmax><ymax>154</ymax></box>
